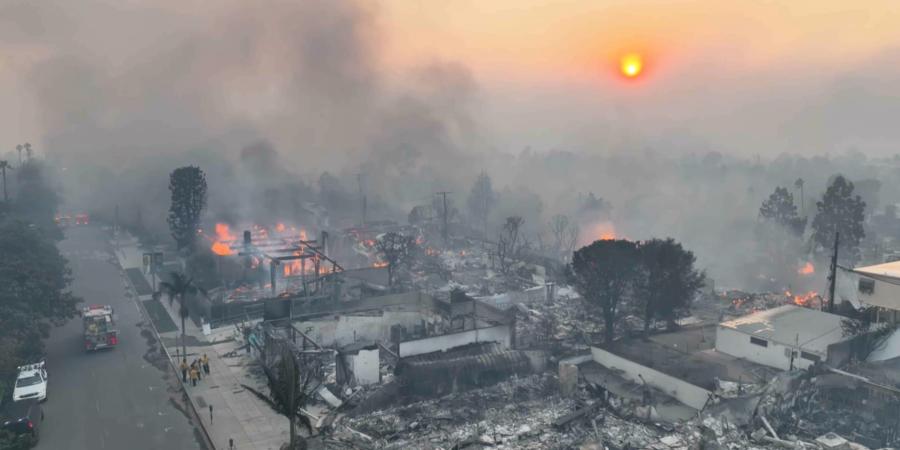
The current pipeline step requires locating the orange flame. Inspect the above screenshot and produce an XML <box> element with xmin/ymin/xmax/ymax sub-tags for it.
<box><xmin>372</xmin><ymin>261</ymin><xmax>388</xmax><ymax>268</ymax></box>
<box><xmin>798</xmin><ymin>262</ymin><xmax>815</xmax><ymax>275</ymax></box>
<box><xmin>580</xmin><ymin>221</ymin><xmax>617</xmax><ymax>245</ymax></box>
<box><xmin>786</xmin><ymin>290</ymin><xmax>819</xmax><ymax>307</ymax></box>
<box><xmin>211</xmin><ymin>223</ymin><xmax>236</xmax><ymax>256</ymax></box>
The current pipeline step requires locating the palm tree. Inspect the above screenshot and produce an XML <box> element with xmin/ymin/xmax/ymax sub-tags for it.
<box><xmin>0</xmin><ymin>160</ymin><xmax>10</xmax><ymax>203</ymax></box>
<box><xmin>159</xmin><ymin>271</ymin><xmax>200</xmax><ymax>359</ymax></box>
<box><xmin>243</xmin><ymin>346</ymin><xmax>321</xmax><ymax>450</ymax></box>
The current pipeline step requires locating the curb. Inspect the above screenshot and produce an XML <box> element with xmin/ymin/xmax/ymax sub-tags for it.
<box><xmin>117</xmin><ymin>244</ymin><xmax>217</xmax><ymax>450</ymax></box>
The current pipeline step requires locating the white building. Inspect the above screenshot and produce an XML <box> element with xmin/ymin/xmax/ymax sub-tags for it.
<box><xmin>715</xmin><ymin>305</ymin><xmax>853</xmax><ymax>371</ymax></box>
<box><xmin>847</xmin><ymin>261</ymin><xmax>900</xmax><ymax>322</ymax></box>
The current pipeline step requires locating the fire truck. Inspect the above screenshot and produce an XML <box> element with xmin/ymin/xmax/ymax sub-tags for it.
<box><xmin>81</xmin><ymin>305</ymin><xmax>118</xmax><ymax>351</ymax></box>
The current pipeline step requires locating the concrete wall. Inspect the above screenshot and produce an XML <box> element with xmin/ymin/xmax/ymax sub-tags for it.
<box><xmin>347</xmin><ymin>348</ymin><xmax>380</xmax><ymax>385</ymax></box>
<box><xmin>298</xmin><ymin>310</ymin><xmax>442</xmax><ymax>347</ymax></box>
<box><xmin>591</xmin><ymin>346</ymin><xmax>712</xmax><ymax>410</ymax></box>
<box><xmin>399</xmin><ymin>325</ymin><xmax>511</xmax><ymax>358</ymax></box>
<box><xmin>715</xmin><ymin>326</ymin><xmax>819</xmax><ymax>371</ymax></box>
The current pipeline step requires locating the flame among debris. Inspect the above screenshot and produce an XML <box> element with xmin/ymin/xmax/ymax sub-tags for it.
<box><xmin>785</xmin><ymin>290</ymin><xmax>819</xmax><ymax>307</ymax></box>
<box><xmin>211</xmin><ymin>223</ymin><xmax>236</xmax><ymax>256</ymax></box>
<box><xmin>798</xmin><ymin>261</ymin><xmax>815</xmax><ymax>275</ymax></box>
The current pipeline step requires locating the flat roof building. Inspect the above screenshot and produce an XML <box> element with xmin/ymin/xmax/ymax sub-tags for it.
<box><xmin>715</xmin><ymin>305</ymin><xmax>853</xmax><ymax>371</ymax></box>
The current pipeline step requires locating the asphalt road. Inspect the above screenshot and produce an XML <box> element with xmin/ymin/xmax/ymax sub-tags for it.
<box><xmin>35</xmin><ymin>226</ymin><xmax>206</xmax><ymax>450</ymax></box>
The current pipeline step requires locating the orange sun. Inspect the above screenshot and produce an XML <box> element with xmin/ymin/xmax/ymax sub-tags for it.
<box><xmin>620</xmin><ymin>53</ymin><xmax>643</xmax><ymax>78</ymax></box>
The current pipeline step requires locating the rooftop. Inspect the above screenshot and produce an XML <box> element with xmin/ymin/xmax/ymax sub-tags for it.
<box><xmin>718</xmin><ymin>304</ymin><xmax>849</xmax><ymax>354</ymax></box>
<box><xmin>853</xmin><ymin>260</ymin><xmax>900</xmax><ymax>280</ymax></box>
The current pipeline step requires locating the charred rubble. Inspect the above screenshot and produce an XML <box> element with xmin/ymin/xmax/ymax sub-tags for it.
<box><xmin>184</xmin><ymin>211</ymin><xmax>900</xmax><ymax>450</ymax></box>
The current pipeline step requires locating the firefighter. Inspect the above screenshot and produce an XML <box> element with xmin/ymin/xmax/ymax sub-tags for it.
<box><xmin>201</xmin><ymin>354</ymin><xmax>210</xmax><ymax>376</ymax></box>
<box><xmin>179</xmin><ymin>358</ymin><xmax>188</xmax><ymax>383</ymax></box>
<box><xmin>189</xmin><ymin>365</ymin><xmax>199</xmax><ymax>387</ymax></box>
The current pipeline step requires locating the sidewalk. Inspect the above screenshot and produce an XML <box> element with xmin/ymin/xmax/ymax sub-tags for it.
<box><xmin>114</xmin><ymin>234</ymin><xmax>289</xmax><ymax>450</ymax></box>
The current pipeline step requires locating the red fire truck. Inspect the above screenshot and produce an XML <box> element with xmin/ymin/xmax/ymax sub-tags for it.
<box><xmin>82</xmin><ymin>305</ymin><xmax>118</xmax><ymax>351</ymax></box>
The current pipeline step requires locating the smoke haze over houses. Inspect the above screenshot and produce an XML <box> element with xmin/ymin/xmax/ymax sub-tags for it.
<box><xmin>2</xmin><ymin>0</ymin><xmax>900</xmax><ymax>289</ymax></box>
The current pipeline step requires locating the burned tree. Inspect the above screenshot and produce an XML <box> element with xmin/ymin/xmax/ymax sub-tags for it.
<box><xmin>496</xmin><ymin>216</ymin><xmax>524</xmax><ymax>274</ymax></box>
<box><xmin>243</xmin><ymin>346</ymin><xmax>321</xmax><ymax>450</ymax></box>
<box><xmin>467</xmin><ymin>172</ymin><xmax>495</xmax><ymax>237</ymax></box>
<box><xmin>635</xmin><ymin>238</ymin><xmax>705</xmax><ymax>333</ymax></box>
<box><xmin>167</xmin><ymin>166</ymin><xmax>207</xmax><ymax>250</ymax></box>
<box><xmin>375</xmin><ymin>231</ymin><xmax>416</xmax><ymax>288</ymax></box>
<box><xmin>548</xmin><ymin>214</ymin><xmax>579</xmax><ymax>261</ymax></box>
<box><xmin>570</xmin><ymin>239</ymin><xmax>640</xmax><ymax>344</ymax></box>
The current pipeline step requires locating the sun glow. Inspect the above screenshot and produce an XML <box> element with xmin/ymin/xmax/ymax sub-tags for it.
<box><xmin>620</xmin><ymin>53</ymin><xmax>643</xmax><ymax>78</ymax></box>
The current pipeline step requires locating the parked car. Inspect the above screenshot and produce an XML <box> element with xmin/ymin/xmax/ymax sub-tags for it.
<box><xmin>1</xmin><ymin>398</ymin><xmax>43</xmax><ymax>442</ymax></box>
<box><xmin>12</xmin><ymin>362</ymin><xmax>47</xmax><ymax>403</ymax></box>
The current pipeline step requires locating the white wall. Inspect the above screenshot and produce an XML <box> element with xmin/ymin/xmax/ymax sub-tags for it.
<box><xmin>398</xmin><ymin>325</ymin><xmax>511</xmax><ymax>358</ymax></box>
<box><xmin>715</xmin><ymin>326</ymin><xmax>818</xmax><ymax>371</ymax></box>
<box><xmin>857</xmin><ymin>276</ymin><xmax>900</xmax><ymax>313</ymax></box>
<box><xmin>298</xmin><ymin>310</ymin><xmax>442</xmax><ymax>347</ymax></box>
<box><xmin>590</xmin><ymin>347</ymin><xmax>712</xmax><ymax>410</ymax></box>
<box><xmin>347</xmin><ymin>348</ymin><xmax>380</xmax><ymax>385</ymax></box>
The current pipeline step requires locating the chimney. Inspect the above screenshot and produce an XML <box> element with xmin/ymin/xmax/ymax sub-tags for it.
<box><xmin>545</xmin><ymin>281</ymin><xmax>556</xmax><ymax>303</ymax></box>
<box><xmin>320</xmin><ymin>231</ymin><xmax>329</xmax><ymax>257</ymax></box>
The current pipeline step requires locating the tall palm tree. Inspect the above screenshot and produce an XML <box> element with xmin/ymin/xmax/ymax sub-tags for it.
<box><xmin>159</xmin><ymin>271</ymin><xmax>200</xmax><ymax>359</ymax></box>
<box><xmin>243</xmin><ymin>346</ymin><xmax>321</xmax><ymax>450</ymax></box>
<box><xmin>0</xmin><ymin>160</ymin><xmax>10</xmax><ymax>203</ymax></box>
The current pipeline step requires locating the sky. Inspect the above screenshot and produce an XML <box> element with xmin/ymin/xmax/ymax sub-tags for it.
<box><xmin>2</xmin><ymin>0</ymin><xmax>900</xmax><ymax>164</ymax></box>
<box><xmin>379</xmin><ymin>0</ymin><xmax>900</xmax><ymax>156</ymax></box>
<box><xmin>2</xmin><ymin>0</ymin><xmax>898</xmax><ymax>290</ymax></box>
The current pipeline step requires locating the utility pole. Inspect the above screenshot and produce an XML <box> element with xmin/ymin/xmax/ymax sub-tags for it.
<box><xmin>828</xmin><ymin>231</ymin><xmax>840</xmax><ymax>313</ymax></box>
<box><xmin>0</xmin><ymin>161</ymin><xmax>9</xmax><ymax>203</ymax></box>
<box><xmin>437</xmin><ymin>191</ymin><xmax>451</xmax><ymax>245</ymax></box>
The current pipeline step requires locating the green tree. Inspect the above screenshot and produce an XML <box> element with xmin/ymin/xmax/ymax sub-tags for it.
<box><xmin>570</xmin><ymin>239</ymin><xmax>640</xmax><ymax>344</ymax></box>
<box><xmin>466</xmin><ymin>172</ymin><xmax>495</xmax><ymax>236</ymax></box>
<box><xmin>760</xmin><ymin>186</ymin><xmax>806</xmax><ymax>236</ymax></box>
<box><xmin>375</xmin><ymin>232</ymin><xmax>416</xmax><ymax>288</ymax></box>
<box><xmin>811</xmin><ymin>175</ymin><xmax>866</xmax><ymax>264</ymax></box>
<box><xmin>167</xmin><ymin>166</ymin><xmax>207</xmax><ymax>250</ymax></box>
<box><xmin>0</xmin><ymin>219</ymin><xmax>79</xmax><ymax>397</ymax></box>
<box><xmin>635</xmin><ymin>239</ymin><xmax>705</xmax><ymax>333</ymax></box>
<box><xmin>243</xmin><ymin>346</ymin><xmax>321</xmax><ymax>450</ymax></box>
<box><xmin>159</xmin><ymin>272</ymin><xmax>201</xmax><ymax>358</ymax></box>
<box><xmin>14</xmin><ymin>161</ymin><xmax>61</xmax><ymax>238</ymax></box>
